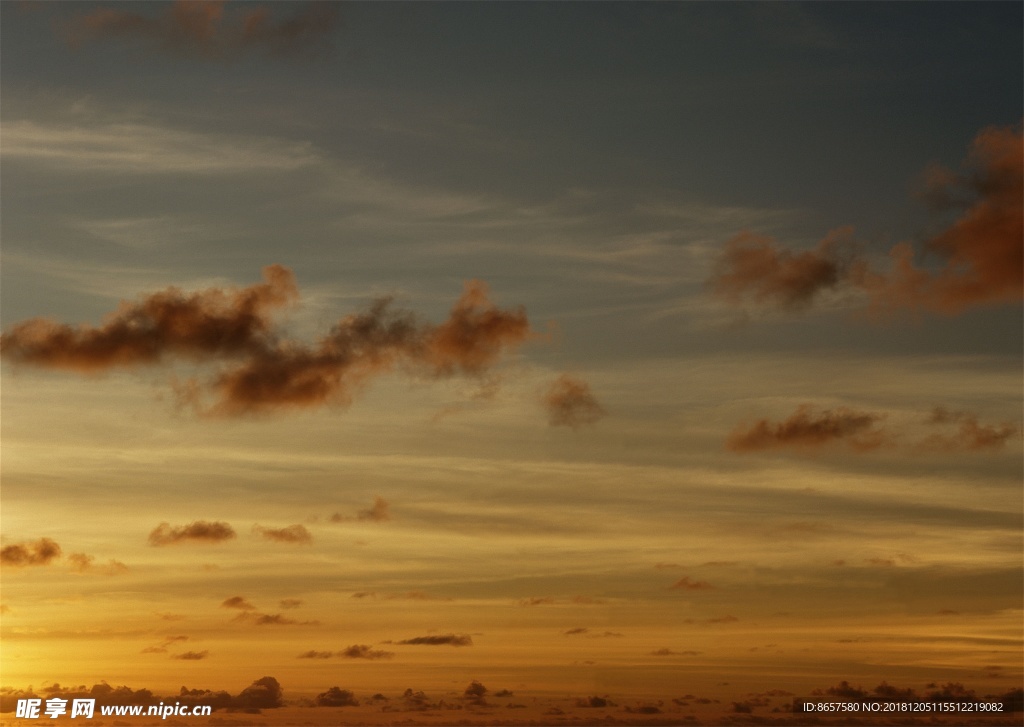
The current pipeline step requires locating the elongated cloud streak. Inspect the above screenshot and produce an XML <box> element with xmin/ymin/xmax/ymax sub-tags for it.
<box><xmin>544</xmin><ymin>375</ymin><xmax>606</xmax><ymax>428</ymax></box>
<box><xmin>66</xmin><ymin>1</ymin><xmax>339</xmax><ymax>60</ymax></box>
<box><xmin>148</xmin><ymin>521</ymin><xmax>236</xmax><ymax>546</ymax></box>
<box><xmin>919</xmin><ymin>408</ymin><xmax>1018</xmax><ymax>452</ymax></box>
<box><xmin>1</xmin><ymin>267</ymin><xmax>534</xmax><ymax>416</ymax></box>
<box><xmin>0</xmin><ymin>538</ymin><xmax>62</xmax><ymax>566</ymax></box>
<box><xmin>397</xmin><ymin>634</ymin><xmax>473</xmax><ymax>647</ymax></box>
<box><xmin>727</xmin><ymin>405</ymin><xmax>888</xmax><ymax>452</ymax></box>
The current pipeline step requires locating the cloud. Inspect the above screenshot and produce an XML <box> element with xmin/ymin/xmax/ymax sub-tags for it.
<box><xmin>148</xmin><ymin>521</ymin><xmax>236</xmax><ymax>546</ymax></box>
<box><xmin>709</xmin><ymin>125</ymin><xmax>1023</xmax><ymax>317</ymax></box>
<box><xmin>279</xmin><ymin>598</ymin><xmax>302</xmax><ymax>609</ymax></box>
<box><xmin>669</xmin><ymin>577</ymin><xmax>714</xmax><ymax>590</ymax></box>
<box><xmin>1</xmin><ymin>265</ymin><xmax>297</xmax><ymax>373</ymax></box>
<box><xmin>856</xmin><ymin>125</ymin><xmax>1023</xmax><ymax>315</ymax></box>
<box><xmin>706</xmin><ymin>615</ymin><xmax>739</xmax><ymax>624</ymax></box>
<box><xmin>710</xmin><ymin>227</ymin><xmax>851</xmax><ymax>309</ymax></box>
<box><xmin>315</xmin><ymin>687</ymin><xmax>359</xmax><ymax>707</ymax></box>
<box><xmin>253</xmin><ymin>524</ymin><xmax>313</xmax><ymax>544</ymax></box>
<box><xmin>65</xmin><ymin>1</ymin><xmax>339</xmax><ymax>60</ymax></box>
<box><xmin>0</xmin><ymin>538</ymin><xmax>62</xmax><ymax>566</ymax></box>
<box><xmin>339</xmin><ymin>644</ymin><xmax>394</xmax><ymax>660</ymax></box>
<box><xmin>67</xmin><ymin>552</ymin><xmax>129</xmax><ymax>575</ymax></box>
<box><xmin>918</xmin><ymin>408</ymin><xmax>1018</xmax><ymax>452</ymax></box>
<box><xmin>221</xmin><ymin>596</ymin><xmax>256</xmax><ymax>611</ymax></box>
<box><xmin>251</xmin><ymin>613</ymin><xmax>317</xmax><ymax>626</ymax></box>
<box><xmin>564</xmin><ymin>627</ymin><xmax>589</xmax><ymax>635</ymax></box>
<box><xmin>358</xmin><ymin>496</ymin><xmax>391</xmax><ymax>522</ymax></box>
<box><xmin>651</xmin><ymin>648</ymin><xmax>701</xmax><ymax>656</ymax></box>
<box><xmin>235</xmin><ymin>677</ymin><xmax>283</xmax><ymax>709</ymax></box>
<box><xmin>172</xmin><ymin>651</ymin><xmax>209</xmax><ymax>661</ymax></box>
<box><xmin>397</xmin><ymin>634</ymin><xmax>473</xmax><ymax>647</ymax></box>
<box><xmin>543</xmin><ymin>375</ymin><xmax>606</xmax><ymax>428</ymax></box>
<box><xmin>519</xmin><ymin>596</ymin><xmax>556</xmax><ymax>607</ymax></box>
<box><xmin>727</xmin><ymin>405</ymin><xmax>888</xmax><ymax>452</ymax></box>
<box><xmin>2</xmin><ymin>268</ymin><xmax>533</xmax><ymax>417</ymax></box>
<box><xmin>332</xmin><ymin>496</ymin><xmax>392</xmax><ymax>523</ymax></box>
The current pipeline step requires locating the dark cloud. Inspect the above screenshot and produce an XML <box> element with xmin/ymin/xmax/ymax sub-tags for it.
<box><xmin>221</xmin><ymin>596</ymin><xmax>255</xmax><ymax>611</ymax></box>
<box><xmin>564</xmin><ymin>627</ymin><xmax>589</xmax><ymax>635</ymax></box>
<box><xmin>710</xmin><ymin>227</ymin><xmax>850</xmax><ymax>309</ymax></box>
<box><xmin>543</xmin><ymin>374</ymin><xmax>606</xmax><ymax>428</ymax></box>
<box><xmin>297</xmin><ymin>650</ymin><xmax>334</xmax><ymax>659</ymax></box>
<box><xmin>0</xmin><ymin>538</ymin><xmax>62</xmax><ymax>567</ymax></box>
<box><xmin>148</xmin><ymin>521</ymin><xmax>236</xmax><ymax>546</ymax></box>
<box><xmin>576</xmin><ymin>696</ymin><xmax>615</xmax><ymax>708</ymax></box>
<box><xmin>339</xmin><ymin>644</ymin><xmax>394</xmax><ymax>660</ymax></box>
<box><xmin>669</xmin><ymin>576</ymin><xmax>714</xmax><ymax>590</ymax></box>
<box><xmin>250</xmin><ymin>613</ymin><xmax>317</xmax><ymax>626</ymax></box>
<box><xmin>253</xmin><ymin>524</ymin><xmax>312</xmax><ymax>544</ymax></box>
<box><xmin>235</xmin><ymin>676</ymin><xmax>283</xmax><ymax>709</ymax></box>
<box><xmin>651</xmin><ymin>648</ymin><xmax>701</xmax><ymax>656</ymax></box>
<box><xmin>397</xmin><ymin>634</ymin><xmax>473</xmax><ymax>647</ymax></box>
<box><xmin>727</xmin><ymin>405</ymin><xmax>888</xmax><ymax>452</ymax></box>
<box><xmin>172</xmin><ymin>650</ymin><xmax>209</xmax><ymax>661</ymax></box>
<box><xmin>315</xmin><ymin>687</ymin><xmax>359</xmax><ymax>707</ymax></box>
<box><xmin>1</xmin><ymin>265</ymin><xmax>296</xmax><ymax>372</ymax></box>
<box><xmin>3</xmin><ymin>269</ymin><xmax>533</xmax><ymax>417</ymax></box>
<box><xmin>65</xmin><ymin>1</ymin><xmax>339</xmax><ymax>60</ymax></box>
<box><xmin>710</xmin><ymin>125</ymin><xmax>1023</xmax><ymax>318</ymax></box>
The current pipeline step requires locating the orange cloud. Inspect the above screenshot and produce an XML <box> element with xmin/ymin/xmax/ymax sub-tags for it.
<box><xmin>727</xmin><ymin>405</ymin><xmax>888</xmax><ymax>452</ymax></box>
<box><xmin>65</xmin><ymin>1</ymin><xmax>339</xmax><ymax>60</ymax></box>
<box><xmin>148</xmin><ymin>521</ymin><xmax>236</xmax><ymax>546</ymax></box>
<box><xmin>709</xmin><ymin>124</ymin><xmax>1023</xmax><ymax>317</ymax></box>
<box><xmin>253</xmin><ymin>524</ymin><xmax>313</xmax><ymax>544</ymax></box>
<box><xmin>0</xmin><ymin>538</ymin><xmax>61</xmax><ymax>566</ymax></box>
<box><xmin>279</xmin><ymin>598</ymin><xmax>302</xmax><ymax>609</ymax></box>
<box><xmin>857</xmin><ymin>125</ymin><xmax>1023</xmax><ymax>315</ymax></box>
<box><xmin>710</xmin><ymin>227</ymin><xmax>851</xmax><ymax>309</ymax></box>
<box><xmin>543</xmin><ymin>374</ymin><xmax>606</xmax><ymax>428</ymax></box>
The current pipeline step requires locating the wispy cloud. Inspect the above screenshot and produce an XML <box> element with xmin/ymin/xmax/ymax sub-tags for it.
<box><xmin>67</xmin><ymin>552</ymin><xmax>129</xmax><ymax>575</ymax></box>
<box><xmin>1</xmin><ymin>120</ymin><xmax>320</xmax><ymax>175</ymax></box>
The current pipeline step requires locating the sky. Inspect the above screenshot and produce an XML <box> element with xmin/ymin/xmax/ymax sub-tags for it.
<box><xmin>1</xmin><ymin>2</ymin><xmax>1022</xmax><ymax>724</ymax></box>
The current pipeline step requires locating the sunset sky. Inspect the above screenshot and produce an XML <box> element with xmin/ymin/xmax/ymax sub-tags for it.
<box><xmin>1</xmin><ymin>2</ymin><xmax>1021</xmax><ymax>723</ymax></box>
